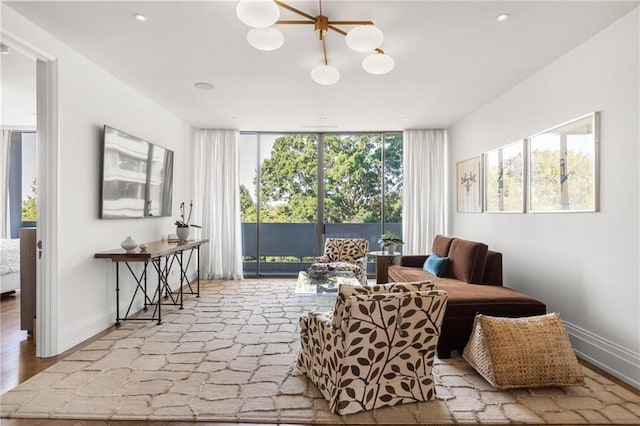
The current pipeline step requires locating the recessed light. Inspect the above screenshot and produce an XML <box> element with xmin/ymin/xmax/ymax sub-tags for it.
<box><xmin>496</xmin><ymin>13</ymin><xmax>510</xmax><ymax>22</ymax></box>
<box><xmin>133</xmin><ymin>13</ymin><xmax>147</xmax><ymax>22</ymax></box>
<box><xmin>194</xmin><ymin>82</ymin><xmax>215</xmax><ymax>90</ymax></box>
<box><xmin>403</xmin><ymin>117</ymin><xmax>411</xmax><ymax>121</ymax></box>
<box><xmin>319</xmin><ymin>117</ymin><xmax>327</xmax><ymax>121</ymax></box>
<box><xmin>231</xmin><ymin>116</ymin><xmax>239</xmax><ymax>120</ymax></box>
<box><xmin>0</xmin><ymin>44</ymin><xmax>10</xmax><ymax>55</ymax></box>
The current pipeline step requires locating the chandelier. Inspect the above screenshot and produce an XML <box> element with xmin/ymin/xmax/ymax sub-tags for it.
<box><xmin>236</xmin><ymin>0</ymin><xmax>395</xmax><ymax>85</ymax></box>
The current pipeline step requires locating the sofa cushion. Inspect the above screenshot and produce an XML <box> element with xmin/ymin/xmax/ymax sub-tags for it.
<box><xmin>463</xmin><ymin>313</ymin><xmax>584</xmax><ymax>389</ymax></box>
<box><xmin>431</xmin><ymin>234</ymin><xmax>454</xmax><ymax>257</ymax></box>
<box><xmin>448</xmin><ymin>238</ymin><xmax>488</xmax><ymax>283</ymax></box>
<box><xmin>434</xmin><ymin>280</ymin><xmax>546</xmax><ymax>317</ymax></box>
<box><xmin>331</xmin><ymin>281</ymin><xmax>434</xmax><ymax>328</ymax></box>
<box><xmin>388</xmin><ymin>265</ymin><xmax>436</xmax><ymax>283</ymax></box>
<box><xmin>423</xmin><ymin>254</ymin><xmax>450</xmax><ymax>277</ymax></box>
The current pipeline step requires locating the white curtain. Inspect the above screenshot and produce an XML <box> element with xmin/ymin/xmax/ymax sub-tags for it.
<box><xmin>0</xmin><ymin>130</ymin><xmax>11</xmax><ymax>239</ymax></box>
<box><xmin>402</xmin><ymin>129</ymin><xmax>447</xmax><ymax>254</ymax></box>
<box><xmin>193</xmin><ymin>129</ymin><xmax>244</xmax><ymax>280</ymax></box>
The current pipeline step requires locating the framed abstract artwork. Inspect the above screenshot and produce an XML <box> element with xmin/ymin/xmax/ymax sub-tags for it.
<box><xmin>528</xmin><ymin>112</ymin><xmax>599</xmax><ymax>212</ymax></box>
<box><xmin>484</xmin><ymin>140</ymin><xmax>526</xmax><ymax>213</ymax></box>
<box><xmin>456</xmin><ymin>155</ymin><xmax>483</xmax><ymax>213</ymax></box>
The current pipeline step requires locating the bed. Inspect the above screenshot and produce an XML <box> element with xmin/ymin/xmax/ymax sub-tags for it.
<box><xmin>1</xmin><ymin>238</ymin><xmax>20</xmax><ymax>294</ymax></box>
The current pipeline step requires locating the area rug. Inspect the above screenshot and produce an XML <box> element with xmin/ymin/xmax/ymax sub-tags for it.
<box><xmin>1</xmin><ymin>280</ymin><xmax>639</xmax><ymax>424</ymax></box>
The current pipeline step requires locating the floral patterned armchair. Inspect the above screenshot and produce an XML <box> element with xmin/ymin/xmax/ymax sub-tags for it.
<box><xmin>297</xmin><ymin>282</ymin><xmax>448</xmax><ymax>415</ymax></box>
<box><xmin>309</xmin><ymin>238</ymin><xmax>369</xmax><ymax>285</ymax></box>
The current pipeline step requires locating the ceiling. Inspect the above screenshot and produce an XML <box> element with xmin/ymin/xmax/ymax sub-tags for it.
<box><xmin>4</xmin><ymin>1</ymin><xmax>638</xmax><ymax>132</ymax></box>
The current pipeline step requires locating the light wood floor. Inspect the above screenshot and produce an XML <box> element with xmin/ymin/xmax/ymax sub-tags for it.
<box><xmin>1</xmin><ymin>289</ymin><xmax>637</xmax><ymax>425</ymax></box>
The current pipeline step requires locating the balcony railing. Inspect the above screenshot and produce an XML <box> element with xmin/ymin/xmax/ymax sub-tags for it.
<box><xmin>242</xmin><ymin>222</ymin><xmax>402</xmax><ymax>276</ymax></box>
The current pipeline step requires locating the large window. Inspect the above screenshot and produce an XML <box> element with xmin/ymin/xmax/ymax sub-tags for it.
<box><xmin>240</xmin><ymin>132</ymin><xmax>402</xmax><ymax>276</ymax></box>
<box><xmin>7</xmin><ymin>131</ymin><xmax>37</xmax><ymax>237</ymax></box>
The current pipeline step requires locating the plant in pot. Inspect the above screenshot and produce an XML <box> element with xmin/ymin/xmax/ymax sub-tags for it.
<box><xmin>378</xmin><ymin>231</ymin><xmax>404</xmax><ymax>254</ymax></box>
<box><xmin>175</xmin><ymin>201</ymin><xmax>201</xmax><ymax>241</ymax></box>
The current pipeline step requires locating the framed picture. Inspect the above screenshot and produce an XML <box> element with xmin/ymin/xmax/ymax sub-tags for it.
<box><xmin>457</xmin><ymin>155</ymin><xmax>483</xmax><ymax>213</ymax></box>
<box><xmin>484</xmin><ymin>140</ymin><xmax>526</xmax><ymax>213</ymax></box>
<box><xmin>528</xmin><ymin>112</ymin><xmax>599</xmax><ymax>212</ymax></box>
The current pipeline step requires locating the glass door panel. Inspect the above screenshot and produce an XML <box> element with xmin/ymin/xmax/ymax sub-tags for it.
<box><xmin>239</xmin><ymin>133</ymin><xmax>259</xmax><ymax>276</ymax></box>
<box><xmin>323</xmin><ymin>134</ymin><xmax>382</xmax><ymax>259</ymax></box>
<box><xmin>383</xmin><ymin>133</ymin><xmax>403</xmax><ymax>253</ymax></box>
<box><xmin>258</xmin><ymin>134</ymin><xmax>318</xmax><ymax>275</ymax></box>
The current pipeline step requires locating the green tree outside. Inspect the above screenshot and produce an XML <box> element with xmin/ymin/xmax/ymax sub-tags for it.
<box><xmin>22</xmin><ymin>179</ymin><xmax>37</xmax><ymax>222</ymax></box>
<box><xmin>383</xmin><ymin>134</ymin><xmax>403</xmax><ymax>223</ymax></box>
<box><xmin>253</xmin><ymin>133</ymin><xmax>402</xmax><ymax>224</ymax></box>
<box><xmin>240</xmin><ymin>184</ymin><xmax>257</xmax><ymax>222</ymax></box>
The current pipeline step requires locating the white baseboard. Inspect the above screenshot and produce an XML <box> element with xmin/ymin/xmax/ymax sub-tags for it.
<box><xmin>59</xmin><ymin>309</ymin><xmax>115</xmax><ymax>353</ymax></box>
<box><xmin>59</xmin><ymin>273</ymin><xmax>201</xmax><ymax>354</ymax></box>
<box><xmin>564</xmin><ymin>320</ymin><xmax>640</xmax><ymax>389</ymax></box>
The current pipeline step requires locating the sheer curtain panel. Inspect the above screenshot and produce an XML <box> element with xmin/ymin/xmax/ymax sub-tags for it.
<box><xmin>402</xmin><ymin>129</ymin><xmax>447</xmax><ymax>254</ymax></box>
<box><xmin>194</xmin><ymin>129</ymin><xmax>244</xmax><ymax>280</ymax></box>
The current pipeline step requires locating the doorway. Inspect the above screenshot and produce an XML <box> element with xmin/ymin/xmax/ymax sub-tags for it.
<box><xmin>1</xmin><ymin>31</ymin><xmax>59</xmax><ymax>358</ymax></box>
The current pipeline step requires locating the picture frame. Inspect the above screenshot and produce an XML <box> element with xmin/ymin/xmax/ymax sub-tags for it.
<box><xmin>528</xmin><ymin>112</ymin><xmax>599</xmax><ymax>213</ymax></box>
<box><xmin>484</xmin><ymin>140</ymin><xmax>526</xmax><ymax>213</ymax></box>
<box><xmin>456</xmin><ymin>155</ymin><xmax>483</xmax><ymax>213</ymax></box>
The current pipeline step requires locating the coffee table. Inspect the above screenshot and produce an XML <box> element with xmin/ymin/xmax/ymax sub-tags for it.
<box><xmin>295</xmin><ymin>270</ymin><xmax>361</xmax><ymax>295</ymax></box>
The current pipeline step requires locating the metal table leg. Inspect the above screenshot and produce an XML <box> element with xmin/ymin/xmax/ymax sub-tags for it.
<box><xmin>115</xmin><ymin>262</ymin><xmax>120</xmax><ymax>327</ymax></box>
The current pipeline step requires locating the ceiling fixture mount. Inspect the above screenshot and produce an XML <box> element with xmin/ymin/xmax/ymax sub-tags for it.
<box><xmin>236</xmin><ymin>0</ymin><xmax>394</xmax><ymax>85</ymax></box>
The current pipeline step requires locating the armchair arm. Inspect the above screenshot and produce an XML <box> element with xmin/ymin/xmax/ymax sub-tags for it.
<box><xmin>315</xmin><ymin>255</ymin><xmax>331</xmax><ymax>263</ymax></box>
<box><xmin>298</xmin><ymin>311</ymin><xmax>343</xmax><ymax>402</ymax></box>
<box><xmin>400</xmin><ymin>254</ymin><xmax>429</xmax><ymax>268</ymax></box>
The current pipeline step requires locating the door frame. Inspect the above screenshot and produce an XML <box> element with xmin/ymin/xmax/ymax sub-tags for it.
<box><xmin>2</xmin><ymin>30</ymin><xmax>59</xmax><ymax>357</ymax></box>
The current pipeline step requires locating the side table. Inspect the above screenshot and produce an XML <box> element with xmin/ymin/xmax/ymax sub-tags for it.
<box><xmin>368</xmin><ymin>250</ymin><xmax>401</xmax><ymax>284</ymax></box>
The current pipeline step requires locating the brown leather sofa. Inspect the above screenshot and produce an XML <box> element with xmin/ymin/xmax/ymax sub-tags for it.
<box><xmin>386</xmin><ymin>235</ymin><xmax>546</xmax><ymax>358</ymax></box>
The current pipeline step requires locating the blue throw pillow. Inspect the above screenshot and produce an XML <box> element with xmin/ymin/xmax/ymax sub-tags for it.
<box><xmin>423</xmin><ymin>253</ymin><xmax>450</xmax><ymax>277</ymax></box>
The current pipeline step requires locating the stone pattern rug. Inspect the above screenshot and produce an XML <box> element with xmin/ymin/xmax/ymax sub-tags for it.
<box><xmin>1</xmin><ymin>280</ymin><xmax>639</xmax><ymax>424</ymax></box>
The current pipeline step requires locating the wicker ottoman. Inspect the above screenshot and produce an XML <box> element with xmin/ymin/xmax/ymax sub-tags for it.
<box><xmin>462</xmin><ymin>313</ymin><xmax>585</xmax><ymax>389</ymax></box>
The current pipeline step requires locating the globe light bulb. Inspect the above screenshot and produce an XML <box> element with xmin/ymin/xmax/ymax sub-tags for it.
<box><xmin>346</xmin><ymin>25</ymin><xmax>384</xmax><ymax>52</ymax></box>
<box><xmin>310</xmin><ymin>65</ymin><xmax>340</xmax><ymax>85</ymax></box>
<box><xmin>236</xmin><ymin>0</ymin><xmax>280</xmax><ymax>28</ymax></box>
<box><xmin>362</xmin><ymin>53</ymin><xmax>395</xmax><ymax>75</ymax></box>
<box><xmin>247</xmin><ymin>27</ymin><xmax>284</xmax><ymax>51</ymax></box>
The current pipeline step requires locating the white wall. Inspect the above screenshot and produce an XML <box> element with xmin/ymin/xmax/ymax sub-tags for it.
<box><xmin>449</xmin><ymin>9</ymin><xmax>639</xmax><ymax>387</ymax></box>
<box><xmin>2</xmin><ymin>5</ymin><xmax>195</xmax><ymax>354</ymax></box>
<box><xmin>0</xmin><ymin>45</ymin><xmax>36</xmax><ymax>128</ymax></box>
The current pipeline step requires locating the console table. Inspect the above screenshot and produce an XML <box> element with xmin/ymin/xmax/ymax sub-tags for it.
<box><xmin>95</xmin><ymin>239</ymin><xmax>208</xmax><ymax>326</ymax></box>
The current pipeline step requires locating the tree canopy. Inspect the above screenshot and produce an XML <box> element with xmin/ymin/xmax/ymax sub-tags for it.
<box><xmin>22</xmin><ymin>179</ymin><xmax>37</xmax><ymax>222</ymax></box>
<box><xmin>241</xmin><ymin>134</ymin><xmax>403</xmax><ymax>224</ymax></box>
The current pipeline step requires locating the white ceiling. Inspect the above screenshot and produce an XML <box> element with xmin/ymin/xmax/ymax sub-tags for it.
<box><xmin>4</xmin><ymin>1</ymin><xmax>638</xmax><ymax>132</ymax></box>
